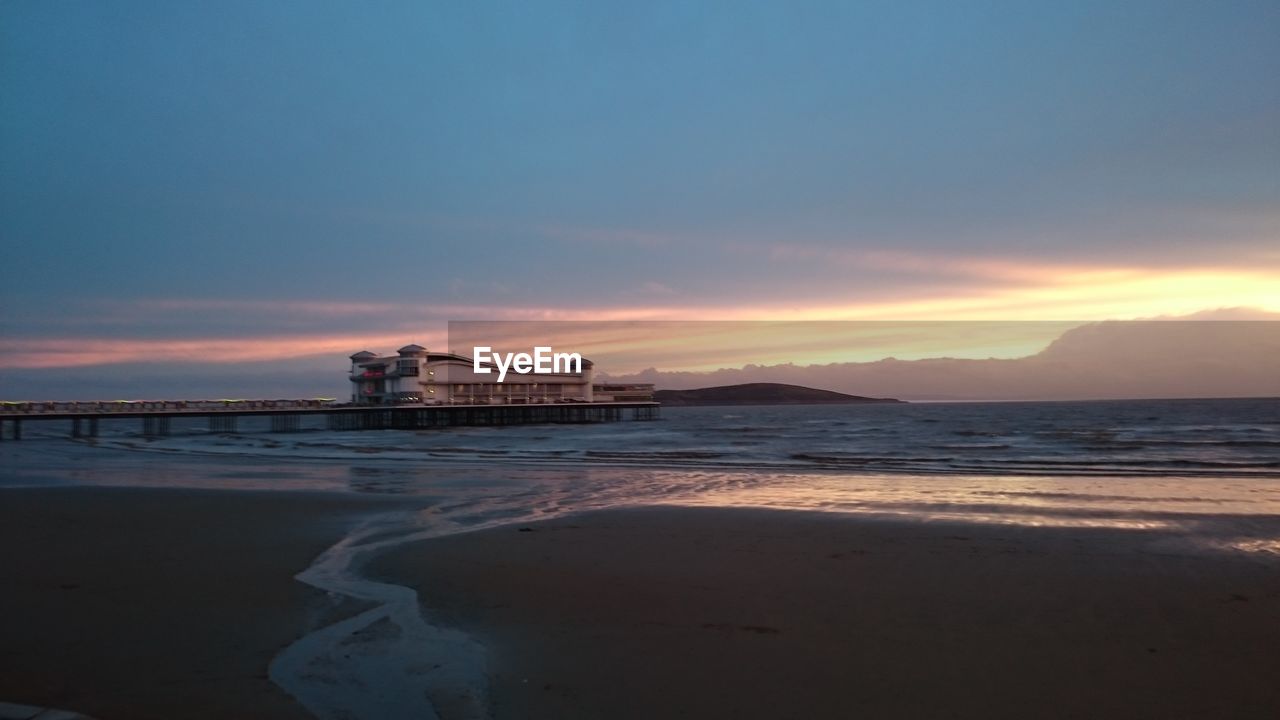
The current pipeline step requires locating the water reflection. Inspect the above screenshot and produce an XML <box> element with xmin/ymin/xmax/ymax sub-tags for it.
<box><xmin>6</xmin><ymin>437</ymin><xmax>1280</xmax><ymax>556</ymax></box>
<box><xmin>651</xmin><ymin>469</ymin><xmax>1280</xmax><ymax>544</ymax></box>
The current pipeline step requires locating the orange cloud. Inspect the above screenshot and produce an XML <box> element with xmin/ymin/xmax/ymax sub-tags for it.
<box><xmin>715</xmin><ymin>248</ymin><xmax>1280</xmax><ymax>321</ymax></box>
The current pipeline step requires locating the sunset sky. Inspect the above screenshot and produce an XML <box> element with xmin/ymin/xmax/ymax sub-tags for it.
<box><xmin>1</xmin><ymin>1</ymin><xmax>1278</xmax><ymax>395</ymax></box>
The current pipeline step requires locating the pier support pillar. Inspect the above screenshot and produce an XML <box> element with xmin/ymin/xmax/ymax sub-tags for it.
<box><xmin>142</xmin><ymin>417</ymin><xmax>170</xmax><ymax>437</ymax></box>
<box><xmin>209</xmin><ymin>416</ymin><xmax>238</xmax><ymax>433</ymax></box>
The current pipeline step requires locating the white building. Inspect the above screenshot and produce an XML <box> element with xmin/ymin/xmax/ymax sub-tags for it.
<box><xmin>349</xmin><ymin>345</ymin><xmax>611</xmax><ymax>405</ymax></box>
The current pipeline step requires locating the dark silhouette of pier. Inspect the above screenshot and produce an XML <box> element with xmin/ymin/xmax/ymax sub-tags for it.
<box><xmin>0</xmin><ymin>400</ymin><xmax>660</xmax><ymax>440</ymax></box>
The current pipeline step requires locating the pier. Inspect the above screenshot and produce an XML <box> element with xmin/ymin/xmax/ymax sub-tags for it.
<box><xmin>0</xmin><ymin>400</ymin><xmax>660</xmax><ymax>440</ymax></box>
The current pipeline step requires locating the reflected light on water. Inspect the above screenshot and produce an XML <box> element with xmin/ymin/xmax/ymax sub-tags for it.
<box><xmin>647</xmin><ymin>470</ymin><xmax>1280</xmax><ymax>536</ymax></box>
<box><xmin>1211</xmin><ymin>538</ymin><xmax>1280</xmax><ymax>556</ymax></box>
<box><xmin>7</xmin><ymin>439</ymin><xmax>1280</xmax><ymax>556</ymax></box>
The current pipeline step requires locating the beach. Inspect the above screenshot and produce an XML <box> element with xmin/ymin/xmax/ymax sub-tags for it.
<box><xmin>0</xmin><ymin>486</ymin><xmax>413</xmax><ymax>720</ymax></box>
<box><xmin>372</xmin><ymin>506</ymin><xmax>1280</xmax><ymax>719</ymax></box>
<box><xmin>4</xmin><ymin>399</ymin><xmax>1280</xmax><ymax>720</ymax></box>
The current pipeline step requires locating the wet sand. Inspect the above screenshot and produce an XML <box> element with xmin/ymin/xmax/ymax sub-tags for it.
<box><xmin>6</xmin><ymin>488</ymin><xmax>1280</xmax><ymax>720</ymax></box>
<box><xmin>371</xmin><ymin>506</ymin><xmax>1280</xmax><ymax>720</ymax></box>
<box><xmin>0</xmin><ymin>486</ymin><xmax>412</xmax><ymax>720</ymax></box>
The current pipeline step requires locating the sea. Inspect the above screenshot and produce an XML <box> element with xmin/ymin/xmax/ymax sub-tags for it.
<box><xmin>4</xmin><ymin>397</ymin><xmax>1279</xmax><ymax>719</ymax></box>
<box><xmin>4</xmin><ymin>398</ymin><xmax>1280</xmax><ymax>529</ymax></box>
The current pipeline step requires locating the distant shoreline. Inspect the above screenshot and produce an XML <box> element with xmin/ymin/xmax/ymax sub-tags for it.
<box><xmin>654</xmin><ymin>382</ymin><xmax>903</xmax><ymax>406</ymax></box>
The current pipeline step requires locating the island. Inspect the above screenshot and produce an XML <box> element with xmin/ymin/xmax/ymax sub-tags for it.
<box><xmin>653</xmin><ymin>382</ymin><xmax>904</xmax><ymax>406</ymax></box>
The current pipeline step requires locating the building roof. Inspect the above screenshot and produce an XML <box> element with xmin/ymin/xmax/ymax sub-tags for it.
<box><xmin>398</xmin><ymin>344</ymin><xmax>427</xmax><ymax>354</ymax></box>
<box><xmin>424</xmin><ymin>352</ymin><xmax>473</xmax><ymax>363</ymax></box>
<box><xmin>350</xmin><ymin>351</ymin><xmax>377</xmax><ymax>360</ymax></box>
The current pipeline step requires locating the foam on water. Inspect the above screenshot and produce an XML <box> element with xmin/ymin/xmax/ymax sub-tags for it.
<box><xmin>269</xmin><ymin>510</ymin><xmax>493</xmax><ymax>720</ymax></box>
<box><xmin>31</xmin><ymin>397</ymin><xmax>1278</xmax><ymax>478</ymax></box>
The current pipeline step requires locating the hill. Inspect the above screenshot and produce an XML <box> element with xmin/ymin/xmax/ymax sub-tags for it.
<box><xmin>654</xmin><ymin>383</ymin><xmax>903</xmax><ymax>406</ymax></box>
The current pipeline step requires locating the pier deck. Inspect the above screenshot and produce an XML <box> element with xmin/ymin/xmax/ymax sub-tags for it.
<box><xmin>0</xmin><ymin>401</ymin><xmax>660</xmax><ymax>440</ymax></box>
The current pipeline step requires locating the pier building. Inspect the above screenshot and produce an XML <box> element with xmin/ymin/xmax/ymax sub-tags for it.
<box><xmin>349</xmin><ymin>345</ymin><xmax>652</xmax><ymax>405</ymax></box>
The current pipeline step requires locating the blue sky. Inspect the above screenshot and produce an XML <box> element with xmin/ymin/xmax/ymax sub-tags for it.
<box><xmin>1</xmin><ymin>1</ymin><xmax>1278</xmax><ymax>392</ymax></box>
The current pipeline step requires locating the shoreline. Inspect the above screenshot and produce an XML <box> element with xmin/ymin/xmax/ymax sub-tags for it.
<box><xmin>371</xmin><ymin>505</ymin><xmax>1280</xmax><ymax>720</ymax></box>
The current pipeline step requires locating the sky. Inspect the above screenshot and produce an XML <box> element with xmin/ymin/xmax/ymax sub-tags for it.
<box><xmin>1</xmin><ymin>1</ymin><xmax>1278</xmax><ymax>397</ymax></box>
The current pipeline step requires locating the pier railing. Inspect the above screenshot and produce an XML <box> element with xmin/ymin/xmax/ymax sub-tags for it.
<box><xmin>0</xmin><ymin>398</ymin><xmax>335</xmax><ymax>414</ymax></box>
